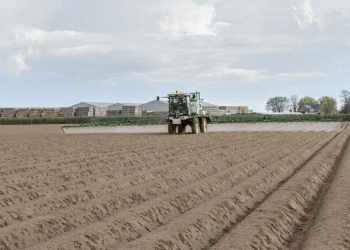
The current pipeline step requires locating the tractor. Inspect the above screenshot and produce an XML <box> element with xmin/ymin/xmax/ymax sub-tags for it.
<box><xmin>157</xmin><ymin>91</ymin><xmax>210</xmax><ymax>134</ymax></box>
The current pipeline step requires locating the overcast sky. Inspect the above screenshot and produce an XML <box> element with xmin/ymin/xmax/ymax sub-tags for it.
<box><xmin>0</xmin><ymin>0</ymin><xmax>349</xmax><ymax>111</ymax></box>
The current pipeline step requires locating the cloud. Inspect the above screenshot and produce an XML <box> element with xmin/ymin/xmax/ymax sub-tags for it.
<box><xmin>54</xmin><ymin>44</ymin><xmax>111</xmax><ymax>56</ymax></box>
<box><xmin>0</xmin><ymin>26</ymin><xmax>121</xmax><ymax>66</ymax></box>
<box><xmin>214</xmin><ymin>0</ymin><xmax>321</xmax><ymax>35</ymax></box>
<box><xmin>206</xmin><ymin>68</ymin><xmax>269</xmax><ymax>82</ymax></box>
<box><xmin>323</xmin><ymin>9</ymin><xmax>350</xmax><ymax>37</ymax></box>
<box><xmin>155</xmin><ymin>0</ymin><xmax>216</xmax><ymax>35</ymax></box>
<box><xmin>274</xmin><ymin>72</ymin><xmax>329</xmax><ymax>79</ymax></box>
<box><xmin>100</xmin><ymin>78</ymin><xmax>117</xmax><ymax>86</ymax></box>
<box><xmin>204</xmin><ymin>67</ymin><xmax>328</xmax><ymax>82</ymax></box>
<box><xmin>214</xmin><ymin>21</ymin><xmax>231</xmax><ymax>27</ymax></box>
<box><xmin>0</xmin><ymin>0</ymin><xmax>349</xmax><ymax>112</ymax></box>
<box><xmin>101</xmin><ymin>67</ymin><xmax>328</xmax><ymax>84</ymax></box>
<box><xmin>286</xmin><ymin>5</ymin><xmax>319</xmax><ymax>31</ymax></box>
<box><xmin>40</xmin><ymin>71</ymin><xmax>67</xmax><ymax>79</ymax></box>
<box><xmin>211</xmin><ymin>21</ymin><xmax>232</xmax><ymax>35</ymax></box>
<box><xmin>261</xmin><ymin>0</ymin><xmax>320</xmax><ymax>35</ymax></box>
<box><xmin>0</xmin><ymin>0</ymin><xmax>61</xmax><ymax>27</ymax></box>
<box><xmin>6</xmin><ymin>54</ymin><xmax>30</xmax><ymax>77</ymax></box>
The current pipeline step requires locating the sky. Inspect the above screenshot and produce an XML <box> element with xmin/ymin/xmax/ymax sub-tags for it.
<box><xmin>0</xmin><ymin>0</ymin><xmax>349</xmax><ymax>112</ymax></box>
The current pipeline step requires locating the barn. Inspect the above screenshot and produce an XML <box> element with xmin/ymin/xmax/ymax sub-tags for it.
<box><xmin>70</xmin><ymin>102</ymin><xmax>115</xmax><ymax>108</ymax></box>
<box><xmin>142</xmin><ymin>100</ymin><xmax>169</xmax><ymax>112</ymax></box>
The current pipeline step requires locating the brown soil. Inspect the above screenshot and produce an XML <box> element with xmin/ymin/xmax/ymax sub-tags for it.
<box><xmin>0</xmin><ymin>124</ymin><xmax>350</xmax><ymax>250</ymax></box>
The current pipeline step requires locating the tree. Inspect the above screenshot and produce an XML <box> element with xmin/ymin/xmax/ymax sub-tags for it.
<box><xmin>319</xmin><ymin>96</ymin><xmax>338</xmax><ymax>115</ymax></box>
<box><xmin>290</xmin><ymin>95</ymin><xmax>298</xmax><ymax>112</ymax></box>
<box><xmin>298</xmin><ymin>96</ymin><xmax>318</xmax><ymax>110</ymax></box>
<box><xmin>266</xmin><ymin>96</ymin><xmax>289</xmax><ymax>112</ymax></box>
<box><xmin>340</xmin><ymin>90</ymin><xmax>350</xmax><ymax>114</ymax></box>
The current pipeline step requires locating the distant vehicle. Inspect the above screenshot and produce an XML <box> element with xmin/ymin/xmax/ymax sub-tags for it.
<box><xmin>157</xmin><ymin>91</ymin><xmax>211</xmax><ymax>134</ymax></box>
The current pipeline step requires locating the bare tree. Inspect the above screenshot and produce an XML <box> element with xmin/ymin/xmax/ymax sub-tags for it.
<box><xmin>290</xmin><ymin>95</ymin><xmax>298</xmax><ymax>112</ymax></box>
<box><xmin>340</xmin><ymin>90</ymin><xmax>350</xmax><ymax>114</ymax></box>
<box><xmin>266</xmin><ymin>96</ymin><xmax>289</xmax><ymax>112</ymax></box>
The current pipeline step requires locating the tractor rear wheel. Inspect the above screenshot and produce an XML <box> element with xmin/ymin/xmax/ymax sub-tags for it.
<box><xmin>200</xmin><ymin>117</ymin><xmax>207</xmax><ymax>133</ymax></box>
<box><xmin>191</xmin><ymin>122</ymin><xmax>199</xmax><ymax>134</ymax></box>
<box><xmin>168</xmin><ymin>122</ymin><xmax>176</xmax><ymax>134</ymax></box>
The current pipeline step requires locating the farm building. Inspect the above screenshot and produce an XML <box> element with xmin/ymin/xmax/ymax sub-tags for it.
<box><xmin>70</xmin><ymin>102</ymin><xmax>144</xmax><ymax>116</ymax></box>
<box><xmin>201</xmin><ymin>102</ymin><xmax>222</xmax><ymax>116</ymax></box>
<box><xmin>298</xmin><ymin>104</ymin><xmax>324</xmax><ymax>115</ymax></box>
<box><xmin>219</xmin><ymin>106</ymin><xmax>250</xmax><ymax>114</ymax></box>
<box><xmin>71</xmin><ymin>102</ymin><xmax>143</xmax><ymax>110</ymax></box>
<box><xmin>107</xmin><ymin>103</ymin><xmax>143</xmax><ymax>116</ymax></box>
<box><xmin>108</xmin><ymin>103</ymin><xmax>142</xmax><ymax>110</ymax></box>
<box><xmin>70</xmin><ymin>102</ymin><xmax>115</xmax><ymax>108</ymax></box>
<box><xmin>0</xmin><ymin>100</ymin><xmax>252</xmax><ymax>118</ymax></box>
<box><xmin>202</xmin><ymin>102</ymin><xmax>251</xmax><ymax>115</ymax></box>
<box><xmin>142</xmin><ymin>100</ymin><xmax>169</xmax><ymax>112</ymax></box>
<box><xmin>70</xmin><ymin>102</ymin><xmax>117</xmax><ymax>117</ymax></box>
<box><xmin>202</xmin><ymin>102</ymin><xmax>217</xmax><ymax>107</ymax></box>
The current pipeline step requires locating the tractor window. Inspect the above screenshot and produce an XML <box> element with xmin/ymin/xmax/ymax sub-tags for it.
<box><xmin>170</xmin><ymin>97</ymin><xmax>188</xmax><ymax>115</ymax></box>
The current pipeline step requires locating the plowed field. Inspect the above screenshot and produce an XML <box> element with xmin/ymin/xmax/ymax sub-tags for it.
<box><xmin>1</xmin><ymin>124</ymin><xmax>350</xmax><ymax>250</ymax></box>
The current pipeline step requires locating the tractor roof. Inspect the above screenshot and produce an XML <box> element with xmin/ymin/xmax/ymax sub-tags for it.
<box><xmin>167</xmin><ymin>93</ymin><xmax>190</xmax><ymax>97</ymax></box>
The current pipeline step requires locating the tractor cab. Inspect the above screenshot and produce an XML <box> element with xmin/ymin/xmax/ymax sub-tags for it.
<box><xmin>169</xmin><ymin>94</ymin><xmax>190</xmax><ymax>117</ymax></box>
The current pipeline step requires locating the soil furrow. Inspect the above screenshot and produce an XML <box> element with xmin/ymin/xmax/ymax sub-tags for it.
<box><xmin>22</xmin><ymin>132</ymin><xmax>334</xmax><ymax>250</ymax></box>
<box><xmin>0</xmin><ymin>124</ymin><xmax>346</xmax><ymax>250</ymax></box>
<box><xmin>0</xmin><ymin>133</ymin><xmax>260</xmax><ymax>175</ymax></box>
<box><xmin>208</xmin><ymin>127</ymin><xmax>350</xmax><ymax>250</ymax></box>
<box><xmin>298</xmin><ymin>128</ymin><xmax>350</xmax><ymax>250</ymax></box>
<box><xmin>121</xmin><ymin>131</ymin><xmax>338</xmax><ymax>250</ymax></box>
<box><xmin>0</xmin><ymin>132</ymin><xmax>274</xmax><ymax>205</ymax></box>
<box><xmin>0</xmin><ymin>132</ymin><xmax>307</xmax><ymax>229</ymax></box>
<box><xmin>0</xmin><ymin>133</ymin><xmax>226</xmax><ymax>169</ymax></box>
<box><xmin>0</xmin><ymin>132</ymin><xmax>305</xmax><ymax>249</ymax></box>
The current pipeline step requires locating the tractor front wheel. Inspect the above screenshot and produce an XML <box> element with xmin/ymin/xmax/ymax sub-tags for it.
<box><xmin>168</xmin><ymin>122</ymin><xmax>176</xmax><ymax>134</ymax></box>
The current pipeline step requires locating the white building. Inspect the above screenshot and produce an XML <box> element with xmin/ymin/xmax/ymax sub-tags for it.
<box><xmin>142</xmin><ymin>100</ymin><xmax>169</xmax><ymax>112</ymax></box>
<box><xmin>69</xmin><ymin>100</ymin><xmax>252</xmax><ymax>116</ymax></box>
<box><xmin>70</xmin><ymin>102</ymin><xmax>115</xmax><ymax>108</ymax></box>
<box><xmin>70</xmin><ymin>102</ymin><xmax>142</xmax><ymax>110</ymax></box>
